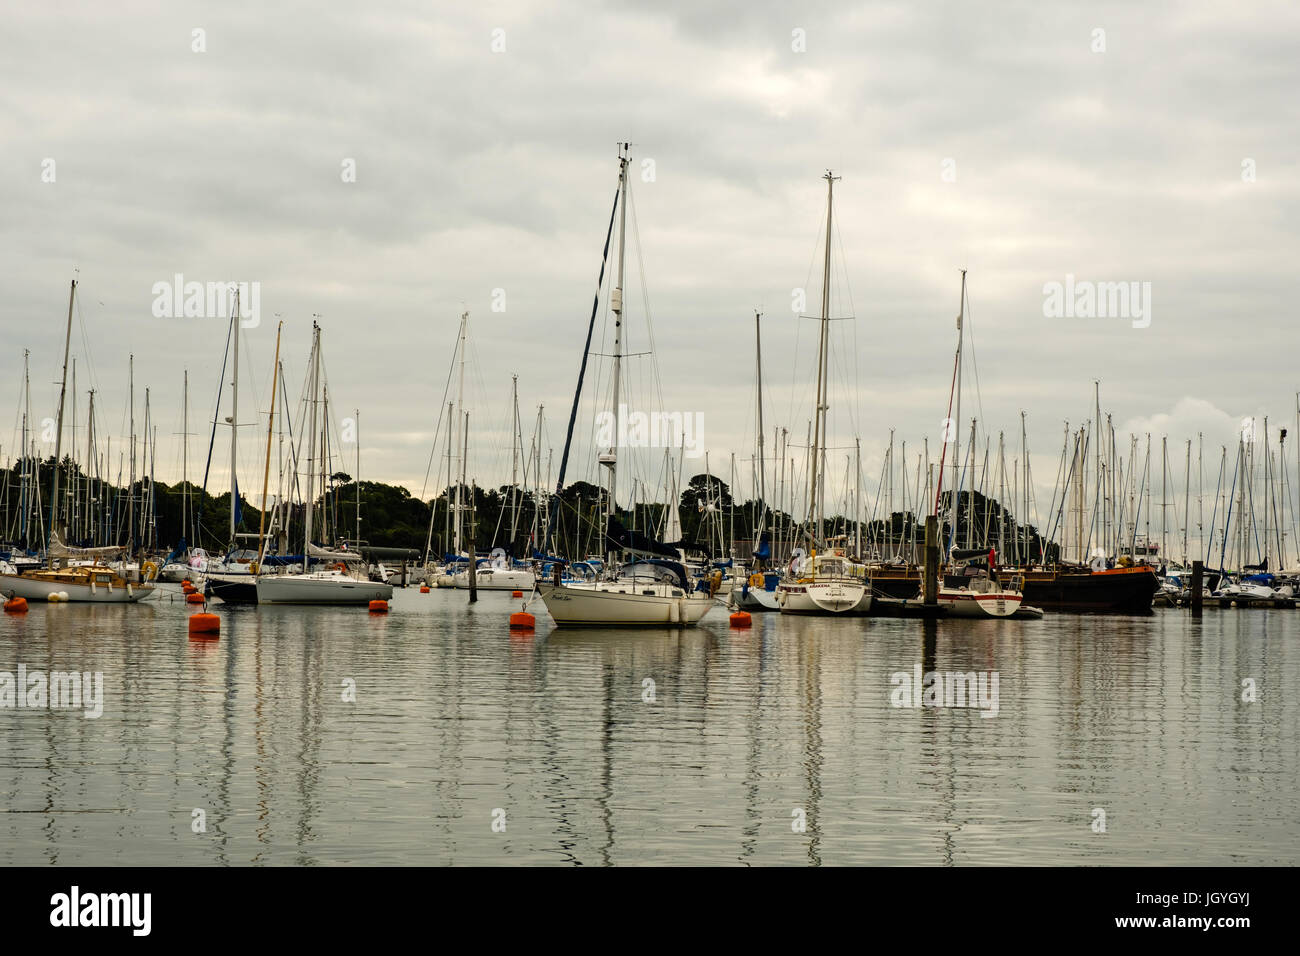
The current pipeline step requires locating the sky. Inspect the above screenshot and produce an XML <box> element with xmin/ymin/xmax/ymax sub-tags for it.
<box><xmin>3</xmin><ymin>0</ymin><xmax>1299</xmax><ymax>544</ymax></box>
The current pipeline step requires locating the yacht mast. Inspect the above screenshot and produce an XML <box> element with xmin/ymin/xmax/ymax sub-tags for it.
<box><xmin>230</xmin><ymin>289</ymin><xmax>240</xmax><ymax>545</ymax></box>
<box><xmin>47</xmin><ymin>279</ymin><xmax>76</xmax><ymax>559</ymax></box>
<box><xmin>809</xmin><ymin>170</ymin><xmax>838</xmax><ymax>553</ymax></box>
<box><xmin>304</xmin><ymin>322</ymin><xmax>321</xmax><ymax>556</ymax></box>
<box><xmin>602</xmin><ymin>143</ymin><xmax>631</xmax><ymax>566</ymax></box>
<box><xmin>355</xmin><ymin>407</ymin><xmax>361</xmax><ymax>544</ymax></box>
<box><xmin>256</xmin><ymin>322</ymin><xmax>282</xmax><ymax>569</ymax></box>
<box><xmin>454</xmin><ymin>312</ymin><xmax>468</xmax><ymax>554</ymax></box>
<box><xmin>509</xmin><ymin>375</ymin><xmax>520</xmax><ymax>547</ymax></box>
<box><xmin>182</xmin><ymin>370</ymin><xmax>188</xmax><ymax>543</ymax></box>
<box><xmin>950</xmin><ymin>270</ymin><xmax>966</xmax><ymax>557</ymax></box>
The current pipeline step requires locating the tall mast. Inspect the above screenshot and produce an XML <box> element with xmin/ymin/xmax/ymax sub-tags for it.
<box><xmin>128</xmin><ymin>354</ymin><xmax>135</xmax><ymax>554</ymax></box>
<box><xmin>1182</xmin><ymin>438</ymin><xmax>1191</xmax><ymax>565</ymax></box>
<box><xmin>950</xmin><ymin>270</ymin><xmax>966</xmax><ymax>557</ymax></box>
<box><xmin>1161</xmin><ymin>435</ymin><xmax>1168</xmax><ymax>566</ymax></box>
<box><xmin>808</xmin><ymin>170</ymin><xmax>839</xmax><ymax>552</ymax></box>
<box><xmin>143</xmin><ymin>389</ymin><xmax>151</xmax><ymax>550</ymax></box>
<box><xmin>20</xmin><ymin>350</ymin><xmax>29</xmax><ymax>547</ymax></box>
<box><xmin>181</xmin><ymin>370</ymin><xmax>188</xmax><ymax>543</ymax></box>
<box><xmin>86</xmin><ymin>389</ymin><xmax>96</xmax><ymax>545</ymax></box>
<box><xmin>355</xmin><ymin>407</ymin><xmax>361</xmax><ymax>544</ymax></box>
<box><xmin>854</xmin><ymin>437</ymin><xmax>861</xmax><ymax>558</ymax></box>
<box><xmin>70</xmin><ymin>359</ymin><xmax>77</xmax><ymax>541</ymax></box>
<box><xmin>509</xmin><ymin>375</ymin><xmax>519</xmax><ymax>547</ymax></box>
<box><xmin>445</xmin><ymin>400</ymin><xmax>454</xmax><ymax>555</ymax></box>
<box><xmin>47</xmin><ymin>278</ymin><xmax>76</xmax><ymax>559</ymax></box>
<box><xmin>303</xmin><ymin>322</ymin><xmax>321</xmax><ymax>556</ymax></box>
<box><xmin>1094</xmin><ymin>381</ymin><xmax>1101</xmax><ymax>553</ymax></box>
<box><xmin>230</xmin><ymin>289</ymin><xmax>240</xmax><ymax>545</ymax></box>
<box><xmin>1021</xmin><ymin>411</ymin><xmax>1029</xmax><ymax>564</ymax></box>
<box><xmin>602</xmin><ymin>143</ymin><xmax>631</xmax><ymax>564</ymax></box>
<box><xmin>256</xmin><ymin>322</ymin><xmax>283</xmax><ymax>569</ymax></box>
<box><xmin>321</xmin><ymin>385</ymin><xmax>330</xmax><ymax>544</ymax></box>
<box><xmin>755</xmin><ymin>311</ymin><xmax>766</xmax><ymax>512</ymax></box>
<box><xmin>454</xmin><ymin>312</ymin><xmax>468</xmax><ymax>554</ymax></box>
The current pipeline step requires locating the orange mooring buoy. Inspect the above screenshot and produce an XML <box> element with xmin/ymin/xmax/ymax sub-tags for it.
<box><xmin>420</xmin><ymin>585</ymin><xmax>430</xmax><ymax>593</ymax></box>
<box><xmin>4</xmin><ymin>596</ymin><xmax>29</xmax><ymax>613</ymax></box>
<box><xmin>729</xmin><ymin>611</ymin><xmax>753</xmax><ymax>628</ymax></box>
<box><xmin>188</xmin><ymin>613</ymin><xmax>220</xmax><ymax>636</ymax></box>
<box><xmin>182</xmin><ymin>582</ymin><xmax>196</xmax><ymax>592</ymax></box>
<box><xmin>511</xmin><ymin>590</ymin><xmax>523</xmax><ymax>598</ymax></box>
<box><xmin>369</xmin><ymin>599</ymin><xmax>388</xmax><ymax>613</ymax></box>
<box><xmin>509</xmin><ymin>611</ymin><xmax>535</xmax><ymax>630</ymax></box>
<box><xmin>185</xmin><ymin>592</ymin><xmax>205</xmax><ymax>604</ymax></box>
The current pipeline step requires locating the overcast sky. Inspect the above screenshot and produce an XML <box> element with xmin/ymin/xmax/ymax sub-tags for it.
<box><xmin>4</xmin><ymin>1</ymin><xmax>1298</xmax><ymax>535</ymax></box>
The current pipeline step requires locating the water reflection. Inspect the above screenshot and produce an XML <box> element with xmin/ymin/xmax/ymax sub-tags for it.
<box><xmin>1</xmin><ymin>588</ymin><xmax>1297</xmax><ymax>865</ymax></box>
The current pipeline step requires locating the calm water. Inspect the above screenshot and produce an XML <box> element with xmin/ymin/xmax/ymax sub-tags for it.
<box><xmin>2</xmin><ymin>585</ymin><xmax>1297</xmax><ymax>866</ymax></box>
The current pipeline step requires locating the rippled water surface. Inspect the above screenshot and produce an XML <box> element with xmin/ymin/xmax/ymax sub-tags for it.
<box><xmin>2</xmin><ymin>585</ymin><xmax>1298</xmax><ymax>865</ymax></box>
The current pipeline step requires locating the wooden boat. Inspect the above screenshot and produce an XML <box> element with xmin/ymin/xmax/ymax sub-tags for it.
<box><xmin>0</xmin><ymin>565</ymin><xmax>154</xmax><ymax>603</ymax></box>
<box><xmin>866</xmin><ymin>563</ymin><xmax>1158</xmax><ymax>613</ymax></box>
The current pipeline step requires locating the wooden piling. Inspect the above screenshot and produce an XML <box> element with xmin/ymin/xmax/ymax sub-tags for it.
<box><xmin>1191</xmin><ymin>560</ymin><xmax>1203</xmax><ymax>617</ymax></box>
<box><xmin>923</xmin><ymin>515</ymin><xmax>939</xmax><ymax>605</ymax></box>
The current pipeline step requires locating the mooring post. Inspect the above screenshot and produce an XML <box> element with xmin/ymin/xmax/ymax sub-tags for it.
<box><xmin>467</xmin><ymin>494</ymin><xmax>478</xmax><ymax>604</ymax></box>
<box><xmin>924</xmin><ymin>515</ymin><xmax>939</xmax><ymax>605</ymax></box>
<box><xmin>1191</xmin><ymin>560</ymin><xmax>1203</xmax><ymax>617</ymax></box>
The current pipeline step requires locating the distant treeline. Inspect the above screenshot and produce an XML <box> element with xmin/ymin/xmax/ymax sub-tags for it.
<box><xmin>1</xmin><ymin>457</ymin><xmax>1056</xmax><ymax>563</ymax></box>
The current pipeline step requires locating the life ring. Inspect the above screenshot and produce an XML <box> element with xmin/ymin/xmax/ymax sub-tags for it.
<box><xmin>141</xmin><ymin>560</ymin><xmax>159</xmax><ymax>581</ymax></box>
<box><xmin>248</xmin><ymin>562</ymin><xmax>260</xmax><ymax>575</ymax></box>
<box><xmin>749</xmin><ymin>572</ymin><xmax>764</xmax><ymax>588</ymax></box>
<box><xmin>331</xmin><ymin>562</ymin><xmax>347</xmax><ymax>572</ymax></box>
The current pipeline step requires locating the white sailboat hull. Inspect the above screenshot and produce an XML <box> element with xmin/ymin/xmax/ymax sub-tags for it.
<box><xmin>729</xmin><ymin>584</ymin><xmax>781</xmax><ymax>611</ymax></box>
<box><xmin>936</xmin><ymin>588</ymin><xmax>1022</xmax><ymax>618</ymax></box>
<box><xmin>537</xmin><ymin>582</ymin><xmax>714</xmax><ymax>626</ymax></box>
<box><xmin>0</xmin><ymin>573</ymin><xmax>154</xmax><ymax>603</ymax></box>
<box><xmin>256</xmin><ymin>573</ymin><xmax>393</xmax><ymax>605</ymax></box>
<box><xmin>777</xmin><ymin>580</ymin><xmax>869</xmax><ymax>614</ymax></box>
<box><xmin>449</xmin><ymin>567</ymin><xmax>535</xmax><ymax>591</ymax></box>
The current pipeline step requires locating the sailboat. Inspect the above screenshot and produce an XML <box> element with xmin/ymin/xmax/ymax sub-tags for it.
<box><xmin>256</xmin><ymin>322</ymin><xmax>393</xmax><ymax>605</ymax></box>
<box><xmin>204</xmin><ymin>292</ymin><xmax>263</xmax><ymax>604</ymax></box>
<box><xmin>931</xmin><ymin>271</ymin><xmax>1023</xmax><ymax>619</ymax></box>
<box><xmin>730</xmin><ymin>311</ymin><xmax>779</xmax><ymax>611</ymax></box>
<box><xmin>536</xmin><ymin>144</ymin><xmax>714</xmax><ymax>627</ymax></box>
<box><xmin>775</xmin><ymin>171</ymin><xmax>869</xmax><ymax>615</ymax></box>
<box><xmin>0</xmin><ymin>279</ymin><xmax>156</xmax><ymax>603</ymax></box>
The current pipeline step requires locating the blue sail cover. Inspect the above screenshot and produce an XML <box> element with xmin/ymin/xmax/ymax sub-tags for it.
<box><xmin>605</xmin><ymin>517</ymin><xmax>679</xmax><ymax>558</ymax></box>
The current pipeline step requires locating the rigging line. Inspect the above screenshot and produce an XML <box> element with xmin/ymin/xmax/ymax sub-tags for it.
<box><xmin>786</xmin><ymin>200</ymin><xmax>828</xmax><ymax>437</ymax></box>
<box><xmin>544</xmin><ymin>182</ymin><xmax>620</xmax><ymax>556</ymax></box>
<box><xmin>831</xmin><ymin>202</ymin><xmax>861</xmax><ymax>440</ymax></box>
<box><xmin>417</xmin><ymin>333</ymin><xmax>462</xmax><ymax>501</ymax></box>
<box><xmin>73</xmin><ymin>288</ymin><xmax>101</xmax><ymax>398</ymax></box>
<box><xmin>195</xmin><ymin>310</ymin><xmax>237</xmax><ymax>540</ymax></box>
<box><xmin>963</xmin><ymin>284</ymin><xmax>987</xmax><ymax>432</ymax></box>
<box><xmin>627</xmin><ymin>183</ymin><xmax>666</xmax><ymax>419</ymax></box>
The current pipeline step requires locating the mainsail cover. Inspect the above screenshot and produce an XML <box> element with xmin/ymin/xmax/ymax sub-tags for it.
<box><xmin>605</xmin><ymin>517</ymin><xmax>678</xmax><ymax>558</ymax></box>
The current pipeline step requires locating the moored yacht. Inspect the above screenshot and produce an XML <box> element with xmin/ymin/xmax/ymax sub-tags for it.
<box><xmin>777</xmin><ymin>550</ymin><xmax>869</xmax><ymax>614</ymax></box>
<box><xmin>0</xmin><ymin>564</ymin><xmax>155</xmax><ymax>603</ymax></box>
